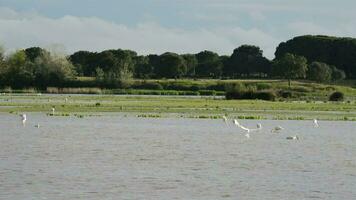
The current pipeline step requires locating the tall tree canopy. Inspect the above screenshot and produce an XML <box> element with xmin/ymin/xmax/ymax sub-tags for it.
<box><xmin>275</xmin><ymin>35</ymin><xmax>356</xmax><ymax>78</ymax></box>
<box><xmin>272</xmin><ymin>53</ymin><xmax>308</xmax><ymax>87</ymax></box>
<box><xmin>225</xmin><ymin>45</ymin><xmax>271</xmax><ymax>78</ymax></box>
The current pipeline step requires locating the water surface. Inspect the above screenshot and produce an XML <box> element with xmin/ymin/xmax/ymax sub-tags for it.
<box><xmin>0</xmin><ymin>113</ymin><xmax>355</xmax><ymax>199</ymax></box>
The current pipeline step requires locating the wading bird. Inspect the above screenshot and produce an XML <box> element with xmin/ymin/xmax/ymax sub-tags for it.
<box><xmin>20</xmin><ymin>114</ymin><xmax>27</xmax><ymax>126</ymax></box>
<box><xmin>313</xmin><ymin>119</ymin><xmax>319</xmax><ymax>128</ymax></box>
<box><xmin>222</xmin><ymin>115</ymin><xmax>228</xmax><ymax>125</ymax></box>
<box><xmin>51</xmin><ymin>107</ymin><xmax>55</xmax><ymax>115</ymax></box>
<box><xmin>233</xmin><ymin>119</ymin><xmax>262</xmax><ymax>138</ymax></box>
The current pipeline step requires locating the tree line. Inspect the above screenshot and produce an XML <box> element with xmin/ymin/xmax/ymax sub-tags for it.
<box><xmin>0</xmin><ymin>35</ymin><xmax>354</xmax><ymax>89</ymax></box>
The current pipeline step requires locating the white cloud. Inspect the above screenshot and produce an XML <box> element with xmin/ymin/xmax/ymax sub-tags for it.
<box><xmin>0</xmin><ymin>7</ymin><xmax>280</xmax><ymax>58</ymax></box>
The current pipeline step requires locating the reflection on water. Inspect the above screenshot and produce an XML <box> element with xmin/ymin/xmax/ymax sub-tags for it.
<box><xmin>0</xmin><ymin>113</ymin><xmax>355</xmax><ymax>199</ymax></box>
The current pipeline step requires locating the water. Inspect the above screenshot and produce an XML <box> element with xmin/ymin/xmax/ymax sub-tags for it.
<box><xmin>0</xmin><ymin>113</ymin><xmax>355</xmax><ymax>199</ymax></box>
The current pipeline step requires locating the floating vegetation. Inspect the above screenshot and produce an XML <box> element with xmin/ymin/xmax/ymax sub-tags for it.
<box><xmin>236</xmin><ymin>115</ymin><xmax>265</xmax><ymax>120</ymax></box>
<box><xmin>47</xmin><ymin>113</ymin><xmax>70</xmax><ymax>117</ymax></box>
<box><xmin>137</xmin><ymin>114</ymin><xmax>161</xmax><ymax>118</ymax></box>
<box><xmin>273</xmin><ymin>116</ymin><xmax>305</xmax><ymax>120</ymax></box>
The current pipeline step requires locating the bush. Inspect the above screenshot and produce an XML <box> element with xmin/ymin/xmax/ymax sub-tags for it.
<box><xmin>256</xmin><ymin>83</ymin><xmax>273</xmax><ymax>90</ymax></box>
<box><xmin>225</xmin><ymin>89</ymin><xmax>276</xmax><ymax>101</ymax></box>
<box><xmin>199</xmin><ymin>90</ymin><xmax>216</xmax><ymax>96</ymax></box>
<box><xmin>135</xmin><ymin>82</ymin><xmax>163</xmax><ymax>90</ymax></box>
<box><xmin>329</xmin><ymin>91</ymin><xmax>344</xmax><ymax>101</ymax></box>
<box><xmin>279</xmin><ymin>90</ymin><xmax>293</xmax><ymax>98</ymax></box>
<box><xmin>254</xmin><ymin>91</ymin><xmax>276</xmax><ymax>101</ymax></box>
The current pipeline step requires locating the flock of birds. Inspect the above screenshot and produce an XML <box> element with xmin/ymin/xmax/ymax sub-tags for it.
<box><xmin>222</xmin><ymin>115</ymin><xmax>319</xmax><ymax>140</ymax></box>
<box><xmin>19</xmin><ymin>107</ymin><xmax>319</xmax><ymax>141</ymax></box>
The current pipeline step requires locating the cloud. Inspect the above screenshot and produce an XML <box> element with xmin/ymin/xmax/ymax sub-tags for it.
<box><xmin>0</xmin><ymin>7</ymin><xmax>279</xmax><ymax>58</ymax></box>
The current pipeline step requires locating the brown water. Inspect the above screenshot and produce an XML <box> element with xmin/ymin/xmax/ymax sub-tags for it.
<box><xmin>0</xmin><ymin>113</ymin><xmax>355</xmax><ymax>199</ymax></box>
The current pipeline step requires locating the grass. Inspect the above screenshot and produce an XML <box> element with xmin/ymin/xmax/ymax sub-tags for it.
<box><xmin>1</xmin><ymin>93</ymin><xmax>356</xmax><ymax>121</ymax></box>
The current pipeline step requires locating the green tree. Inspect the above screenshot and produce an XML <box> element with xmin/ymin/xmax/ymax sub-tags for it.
<box><xmin>307</xmin><ymin>61</ymin><xmax>332</xmax><ymax>83</ymax></box>
<box><xmin>195</xmin><ymin>50</ymin><xmax>222</xmax><ymax>78</ymax></box>
<box><xmin>182</xmin><ymin>54</ymin><xmax>198</xmax><ymax>77</ymax></box>
<box><xmin>275</xmin><ymin>35</ymin><xmax>356</xmax><ymax>78</ymax></box>
<box><xmin>272</xmin><ymin>53</ymin><xmax>308</xmax><ymax>87</ymax></box>
<box><xmin>330</xmin><ymin>65</ymin><xmax>346</xmax><ymax>81</ymax></box>
<box><xmin>34</xmin><ymin>52</ymin><xmax>76</xmax><ymax>87</ymax></box>
<box><xmin>226</xmin><ymin>45</ymin><xmax>271</xmax><ymax>78</ymax></box>
<box><xmin>155</xmin><ymin>52</ymin><xmax>187</xmax><ymax>78</ymax></box>
<box><xmin>4</xmin><ymin>50</ymin><xmax>35</xmax><ymax>88</ymax></box>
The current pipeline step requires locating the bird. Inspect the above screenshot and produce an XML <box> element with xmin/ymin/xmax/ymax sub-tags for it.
<box><xmin>20</xmin><ymin>114</ymin><xmax>27</xmax><ymax>126</ymax></box>
<box><xmin>286</xmin><ymin>135</ymin><xmax>299</xmax><ymax>140</ymax></box>
<box><xmin>271</xmin><ymin>126</ymin><xmax>284</xmax><ymax>133</ymax></box>
<box><xmin>34</xmin><ymin>123</ymin><xmax>40</xmax><ymax>128</ymax></box>
<box><xmin>222</xmin><ymin>115</ymin><xmax>228</xmax><ymax>125</ymax></box>
<box><xmin>233</xmin><ymin>119</ymin><xmax>262</xmax><ymax>138</ymax></box>
<box><xmin>51</xmin><ymin>107</ymin><xmax>55</xmax><ymax>115</ymax></box>
<box><xmin>313</xmin><ymin>119</ymin><xmax>319</xmax><ymax>128</ymax></box>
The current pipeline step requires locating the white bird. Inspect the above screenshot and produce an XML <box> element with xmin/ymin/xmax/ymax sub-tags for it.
<box><xmin>313</xmin><ymin>119</ymin><xmax>319</xmax><ymax>128</ymax></box>
<box><xmin>233</xmin><ymin>119</ymin><xmax>262</xmax><ymax>138</ymax></box>
<box><xmin>286</xmin><ymin>135</ymin><xmax>299</xmax><ymax>140</ymax></box>
<box><xmin>20</xmin><ymin>114</ymin><xmax>27</xmax><ymax>126</ymax></box>
<box><xmin>222</xmin><ymin>116</ymin><xmax>228</xmax><ymax>125</ymax></box>
<box><xmin>51</xmin><ymin>107</ymin><xmax>55</xmax><ymax>115</ymax></box>
<box><xmin>271</xmin><ymin>126</ymin><xmax>284</xmax><ymax>133</ymax></box>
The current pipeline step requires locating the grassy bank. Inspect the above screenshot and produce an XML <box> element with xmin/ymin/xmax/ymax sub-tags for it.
<box><xmin>1</xmin><ymin>93</ymin><xmax>356</xmax><ymax>121</ymax></box>
<box><xmin>1</xmin><ymin>79</ymin><xmax>356</xmax><ymax>101</ymax></box>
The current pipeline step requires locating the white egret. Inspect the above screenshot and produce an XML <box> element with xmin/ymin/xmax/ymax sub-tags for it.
<box><xmin>20</xmin><ymin>114</ymin><xmax>27</xmax><ymax>126</ymax></box>
<box><xmin>51</xmin><ymin>107</ymin><xmax>55</xmax><ymax>115</ymax></box>
<box><xmin>233</xmin><ymin>119</ymin><xmax>262</xmax><ymax>138</ymax></box>
<box><xmin>313</xmin><ymin>119</ymin><xmax>319</xmax><ymax>128</ymax></box>
<box><xmin>222</xmin><ymin>116</ymin><xmax>228</xmax><ymax>125</ymax></box>
<box><xmin>286</xmin><ymin>135</ymin><xmax>299</xmax><ymax>140</ymax></box>
<box><xmin>271</xmin><ymin>126</ymin><xmax>284</xmax><ymax>133</ymax></box>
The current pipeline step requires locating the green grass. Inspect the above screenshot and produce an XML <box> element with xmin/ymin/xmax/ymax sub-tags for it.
<box><xmin>1</xmin><ymin>94</ymin><xmax>356</xmax><ymax>121</ymax></box>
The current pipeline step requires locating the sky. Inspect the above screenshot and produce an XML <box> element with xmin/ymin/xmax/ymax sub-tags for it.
<box><xmin>0</xmin><ymin>0</ymin><xmax>355</xmax><ymax>58</ymax></box>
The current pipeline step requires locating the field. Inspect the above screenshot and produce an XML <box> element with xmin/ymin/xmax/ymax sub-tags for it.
<box><xmin>1</xmin><ymin>93</ymin><xmax>356</xmax><ymax>121</ymax></box>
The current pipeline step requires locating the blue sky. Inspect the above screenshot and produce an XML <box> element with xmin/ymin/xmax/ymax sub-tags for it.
<box><xmin>1</xmin><ymin>0</ymin><xmax>355</xmax><ymax>58</ymax></box>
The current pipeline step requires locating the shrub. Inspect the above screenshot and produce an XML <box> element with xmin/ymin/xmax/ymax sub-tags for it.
<box><xmin>256</xmin><ymin>83</ymin><xmax>272</xmax><ymax>90</ymax></box>
<box><xmin>254</xmin><ymin>90</ymin><xmax>276</xmax><ymax>101</ymax></box>
<box><xmin>199</xmin><ymin>90</ymin><xmax>216</xmax><ymax>96</ymax></box>
<box><xmin>279</xmin><ymin>90</ymin><xmax>293</xmax><ymax>98</ymax></box>
<box><xmin>329</xmin><ymin>91</ymin><xmax>344</xmax><ymax>101</ymax></box>
<box><xmin>135</xmin><ymin>82</ymin><xmax>163</xmax><ymax>90</ymax></box>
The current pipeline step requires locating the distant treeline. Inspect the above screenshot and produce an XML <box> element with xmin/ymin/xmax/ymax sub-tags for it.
<box><xmin>0</xmin><ymin>35</ymin><xmax>354</xmax><ymax>89</ymax></box>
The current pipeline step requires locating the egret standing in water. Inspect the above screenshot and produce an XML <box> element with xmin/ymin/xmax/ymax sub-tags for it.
<box><xmin>313</xmin><ymin>119</ymin><xmax>319</xmax><ymax>128</ymax></box>
<box><xmin>233</xmin><ymin>119</ymin><xmax>262</xmax><ymax>138</ymax></box>
<box><xmin>51</xmin><ymin>107</ymin><xmax>55</xmax><ymax>115</ymax></box>
<box><xmin>20</xmin><ymin>114</ymin><xmax>27</xmax><ymax>126</ymax></box>
<box><xmin>222</xmin><ymin>115</ymin><xmax>228</xmax><ymax>125</ymax></box>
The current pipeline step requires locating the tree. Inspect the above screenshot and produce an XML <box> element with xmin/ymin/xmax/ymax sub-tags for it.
<box><xmin>195</xmin><ymin>50</ymin><xmax>222</xmax><ymax>78</ymax></box>
<box><xmin>4</xmin><ymin>50</ymin><xmax>35</xmax><ymax>88</ymax></box>
<box><xmin>307</xmin><ymin>61</ymin><xmax>332</xmax><ymax>83</ymax></box>
<box><xmin>34</xmin><ymin>52</ymin><xmax>76</xmax><ymax>87</ymax></box>
<box><xmin>226</xmin><ymin>45</ymin><xmax>271</xmax><ymax>78</ymax></box>
<box><xmin>133</xmin><ymin>56</ymin><xmax>152</xmax><ymax>79</ymax></box>
<box><xmin>275</xmin><ymin>35</ymin><xmax>356</xmax><ymax>78</ymax></box>
<box><xmin>272</xmin><ymin>53</ymin><xmax>308</xmax><ymax>87</ymax></box>
<box><xmin>155</xmin><ymin>52</ymin><xmax>187</xmax><ymax>78</ymax></box>
<box><xmin>330</xmin><ymin>65</ymin><xmax>346</xmax><ymax>81</ymax></box>
<box><xmin>182</xmin><ymin>54</ymin><xmax>198</xmax><ymax>77</ymax></box>
<box><xmin>24</xmin><ymin>47</ymin><xmax>47</xmax><ymax>62</ymax></box>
